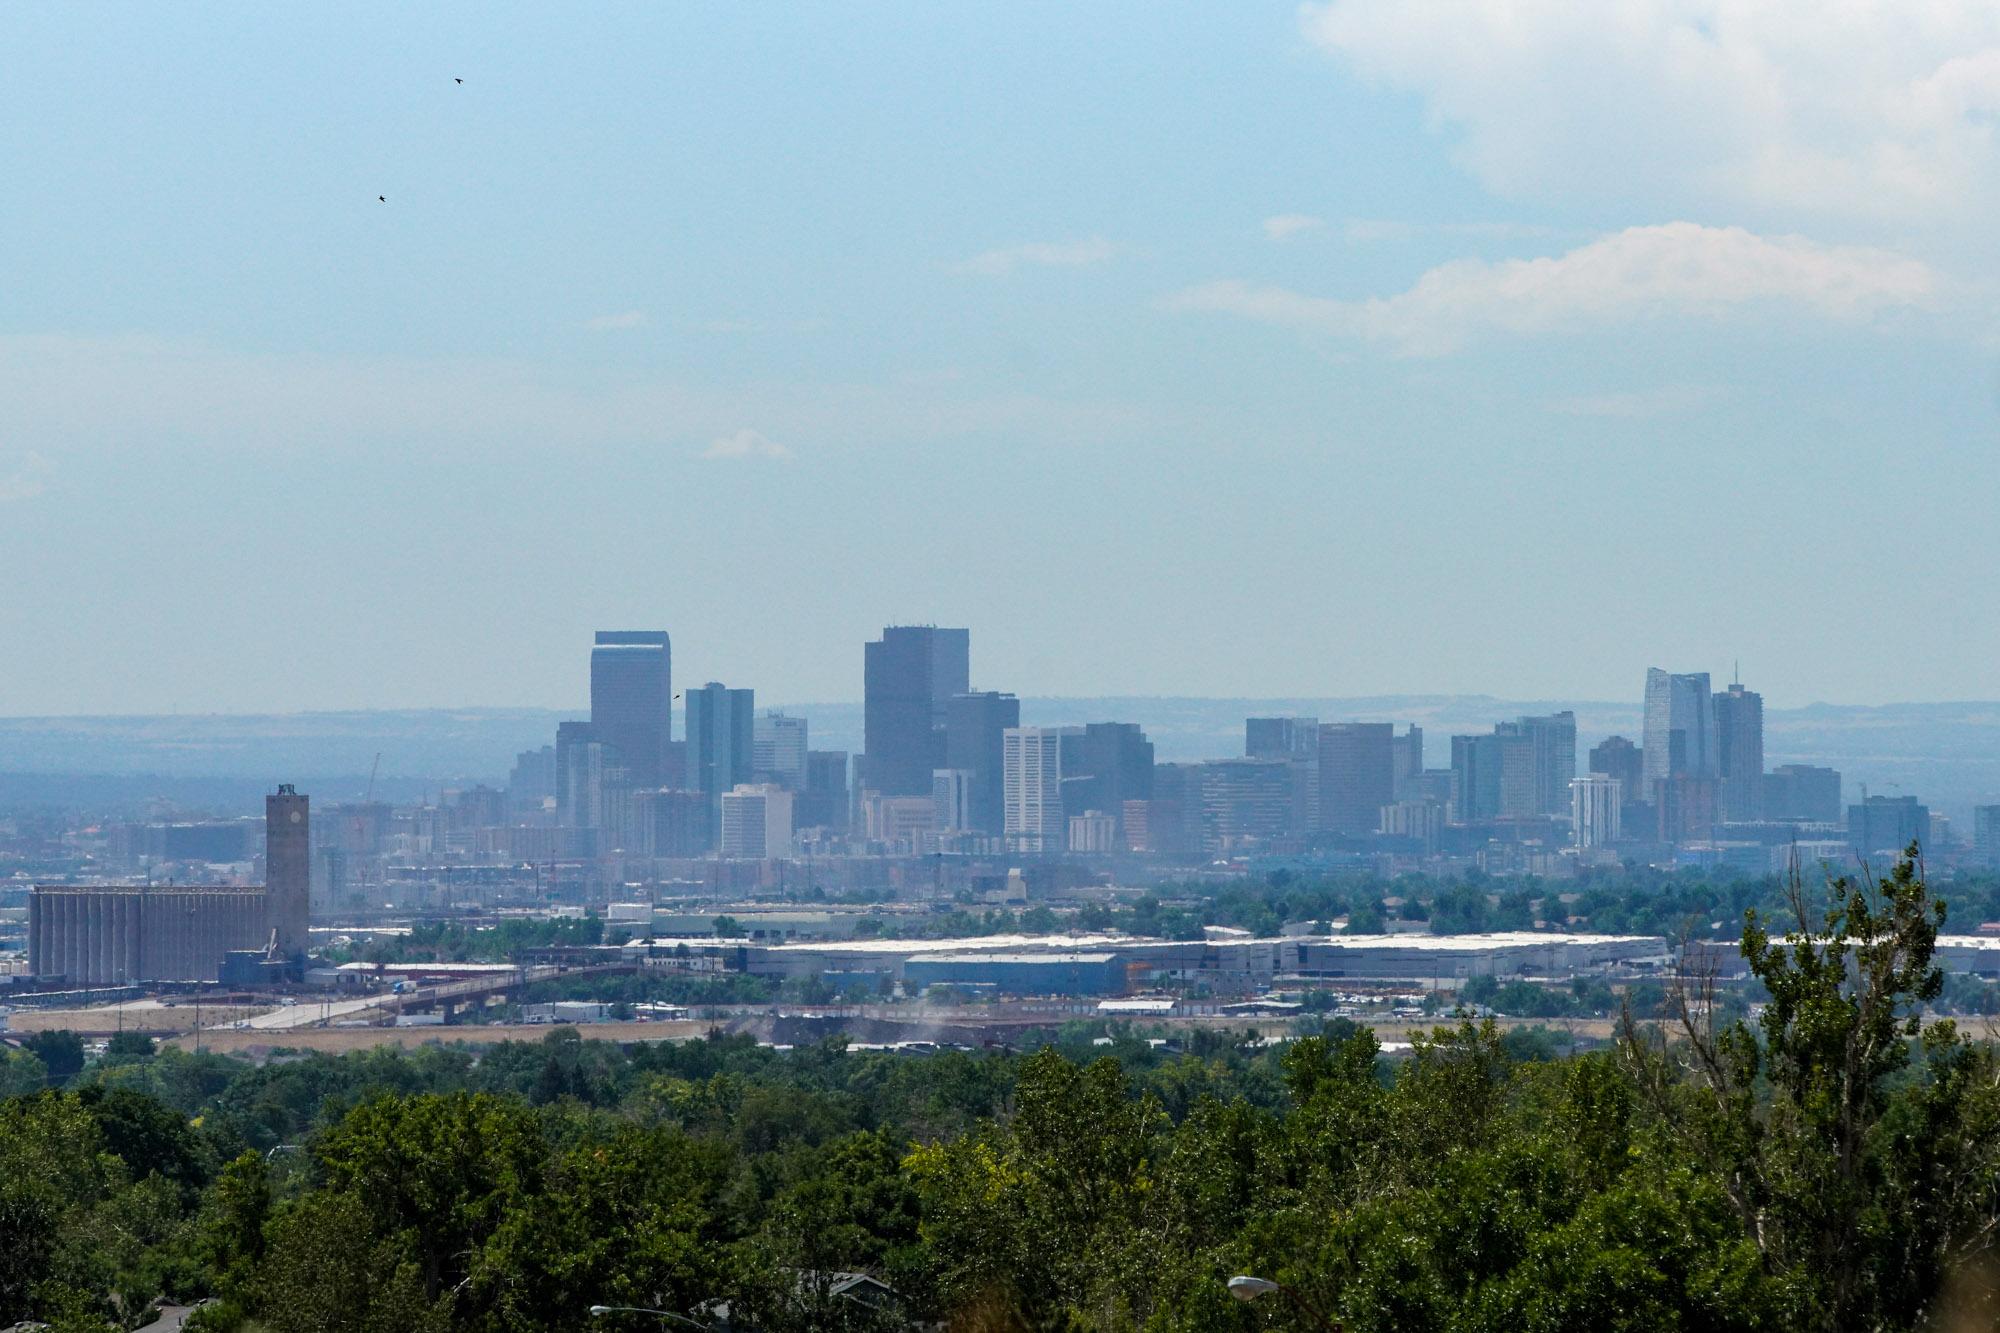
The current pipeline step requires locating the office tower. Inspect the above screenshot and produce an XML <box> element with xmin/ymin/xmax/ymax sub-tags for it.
<box><xmin>1379</xmin><ymin>800</ymin><xmax>1442</xmax><ymax>853</ymax></box>
<box><xmin>555</xmin><ymin>722</ymin><xmax>628</xmax><ymax>833</ymax></box>
<box><xmin>1248</xmin><ymin>716</ymin><xmax>1320</xmax><ymax>830</ymax></box>
<box><xmin>1571</xmin><ymin>775</ymin><xmax>1622</xmax><ymax>849</ymax></box>
<box><xmin>863</xmin><ymin>794</ymin><xmax>937</xmax><ymax>847</ymax></box>
<box><xmin>1974</xmin><ymin>806</ymin><xmax>2000</xmax><ymax>864</ymax></box>
<box><xmin>1068</xmin><ymin>811</ymin><xmax>1117</xmax><ymax>853</ymax></box>
<box><xmin>753</xmin><ymin>712</ymin><xmax>809</xmax><ymax>791</ymax></box>
<box><xmin>1513</xmin><ymin>712</ymin><xmax>1575</xmax><ymax>816</ymax></box>
<box><xmin>1198</xmin><ymin>758</ymin><xmax>1295</xmax><ymax>852</ymax></box>
<box><xmin>1451</xmin><ymin>733</ymin><xmax>1502</xmax><ymax>823</ymax></box>
<box><xmin>862</xmin><ymin>626</ymin><xmax>970</xmax><ymax>797</ymax></box>
<box><xmin>508</xmin><ymin>745</ymin><xmax>556</xmax><ymax>811</ymax></box>
<box><xmin>1491</xmin><ymin>725</ymin><xmax>1541</xmax><ymax>818</ymax></box>
<box><xmin>1643</xmin><ymin>669</ymin><xmax>1719</xmax><ymax>785</ymax></box>
<box><xmin>1404</xmin><ymin>769</ymin><xmax>1456</xmax><ymax>814</ymax></box>
<box><xmin>945</xmin><ymin>691</ymin><xmax>1020</xmax><ymax>834</ymax></box>
<box><xmin>720</xmin><ymin>784</ymin><xmax>793</xmax><ymax>859</ymax></box>
<box><xmin>1319</xmin><ymin>722</ymin><xmax>1395</xmax><ymax>835</ymax></box>
<box><xmin>932</xmin><ymin>769</ymin><xmax>973</xmax><ymax>832</ymax></box>
<box><xmin>1004</xmin><ymin>726</ymin><xmax>1075</xmax><ymax>852</ymax></box>
<box><xmin>1763</xmin><ymin>764</ymin><xmax>1843</xmax><ymax>824</ymax></box>
<box><xmin>1656</xmin><ymin>775</ymin><xmax>1719</xmax><ymax>842</ymax></box>
<box><xmin>1141</xmin><ymin>763</ymin><xmax>1205</xmax><ymax>855</ymax></box>
<box><xmin>685</xmin><ymin>683</ymin><xmax>755</xmax><ymax>822</ymax></box>
<box><xmin>1588</xmin><ymin>736</ymin><xmax>1644</xmax><ymax>795</ymax></box>
<box><xmin>1062</xmin><ymin>723</ymin><xmax>1155</xmax><ymax>839</ymax></box>
<box><xmin>590</xmin><ymin>631</ymin><xmax>673</xmax><ymax>787</ymax></box>
<box><xmin>1714</xmin><ymin>681</ymin><xmax>1764</xmax><ymax>822</ymax></box>
<box><xmin>1390</xmin><ymin>725</ymin><xmax>1424</xmax><ymax>797</ymax></box>
<box><xmin>631</xmin><ymin>788</ymin><xmax>710</xmax><ymax>858</ymax></box>
<box><xmin>554</xmin><ymin>721</ymin><xmax>595</xmax><ymax>824</ymax></box>
<box><xmin>264</xmin><ymin>785</ymin><xmax>310</xmax><ymax>956</ymax></box>
<box><xmin>1848</xmin><ymin>796</ymin><xmax>1930</xmax><ymax>854</ymax></box>
<box><xmin>799</xmin><ymin>750</ymin><xmax>850</xmax><ymax>832</ymax></box>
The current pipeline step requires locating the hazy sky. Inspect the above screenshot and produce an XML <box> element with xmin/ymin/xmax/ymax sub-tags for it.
<box><xmin>6</xmin><ymin>2</ymin><xmax>2000</xmax><ymax>715</ymax></box>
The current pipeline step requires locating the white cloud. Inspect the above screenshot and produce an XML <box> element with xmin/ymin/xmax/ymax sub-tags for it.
<box><xmin>1548</xmin><ymin>385</ymin><xmax>1722</xmax><ymax>418</ymax></box>
<box><xmin>1164</xmin><ymin>221</ymin><xmax>1934</xmax><ymax>355</ymax></box>
<box><xmin>701</xmin><ymin>428</ymin><xmax>793</xmax><ymax>461</ymax></box>
<box><xmin>0</xmin><ymin>451</ymin><xmax>51</xmax><ymax>501</ymax></box>
<box><xmin>585</xmin><ymin>311</ymin><xmax>647</xmax><ymax>331</ymax></box>
<box><xmin>1343</xmin><ymin>218</ymin><xmax>1563</xmax><ymax>244</ymax></box>
<box><xmin>1301</xmin><ymin>1</ymin><xmax>2000</xmax><ymax>227</ymax></box>
<box><xmin>1262</xmin><ymin>213</ymin><xmax>1325</xmax><ymax>241</ymax></box>
<box><xmin>952</xmin><ymin>237</ymin><xmax>1117</xmax><ymax>276</ymax></box>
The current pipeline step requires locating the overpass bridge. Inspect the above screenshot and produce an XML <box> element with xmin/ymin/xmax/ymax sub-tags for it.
<box><xmin>218</xmin><ymin>963</ymin><xmax>639</xmax><ymax>1032</ymax></box>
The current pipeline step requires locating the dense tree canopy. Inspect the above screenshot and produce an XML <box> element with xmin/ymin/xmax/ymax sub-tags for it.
<box><xmin>3</xmin><ymin>853</ymin><xmax>1998</xmax><ymax>1330</ymax></box>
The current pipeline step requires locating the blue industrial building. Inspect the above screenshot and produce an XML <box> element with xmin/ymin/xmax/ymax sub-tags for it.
<box><xmin>903</xmin><ymin>951</ymin><xmax>1125</xmax><ymax>997</ymax></box>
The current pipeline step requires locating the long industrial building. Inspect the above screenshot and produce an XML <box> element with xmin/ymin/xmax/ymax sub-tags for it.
<box><xmin>29</xmin><ymin>786</ymin><xmax>311</xmax><ymax>985</ymax></box>
<box><xmin>731</xmin><ymin>929</ymin><xmax>1667</xmax><ymax>995</ymax></box>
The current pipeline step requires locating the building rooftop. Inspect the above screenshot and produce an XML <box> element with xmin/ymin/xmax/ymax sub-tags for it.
<box><xmin>909</xmin><ymin>952</ymin><xmax>1117</xmax><ymax>966</ymax></box>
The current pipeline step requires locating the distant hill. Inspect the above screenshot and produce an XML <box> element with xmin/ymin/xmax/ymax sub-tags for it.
<box><xmin>2</xmin><ymin>698</ymin><xmax>1996</xmax><ymax>820</ymax></box>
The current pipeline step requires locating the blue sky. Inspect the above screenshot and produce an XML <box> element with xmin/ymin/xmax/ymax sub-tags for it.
<box><xmin>4</xmin><ymin>2</ymin><xmax>1998</xmax><ymax>714</ymax></box>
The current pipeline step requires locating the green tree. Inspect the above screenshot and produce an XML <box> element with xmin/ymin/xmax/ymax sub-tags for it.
<box><xmin>23</xmin><ymin>1030</ymin><xmax>86</xmax><ymax>1086</ymax></box>
<box><xmin>1629</xmin><ymin>849</ymin><xmax>2000</xmax><ymax>1330</ymax></box>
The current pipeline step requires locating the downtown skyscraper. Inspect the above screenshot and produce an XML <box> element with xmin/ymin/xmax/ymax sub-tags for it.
<box><xmin>1642</xmin><ymin>669</ymin><xmax>1720</xmax><ymax>785</ymax></box>
<box><xmin>1714</xmin><ymin>680</ymin><xmax>1764</xmax><ymax>822</ymax></box>
<box><xmin>589</xmin><ymin>631</ymin><xmax>673</xmax><ymax>787</ymax></box>
<box><xmin>861</xmin><ymin>626</ymin><xmax>970</xmax><ymax>797</ymax></box>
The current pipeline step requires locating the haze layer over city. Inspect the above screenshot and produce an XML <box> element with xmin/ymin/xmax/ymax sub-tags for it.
<box><xmin>7</xmin><ymin>6</ymin><xmax>2000</xmax><ymax>1333</ymax></box>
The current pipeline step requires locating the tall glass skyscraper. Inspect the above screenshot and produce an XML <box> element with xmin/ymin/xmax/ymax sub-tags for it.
<box><xmin>685</xmin><ymin>682</ymin><xmax>755</xmax><ymax>824</ymax></box>
<box><xmin>862</xmin><ymin>626</ymin><xmax>970</xmax><ymax>797</ymax></box>
<box><xmin>1642</xmin><ymin>668</ymin><xmax>1719</xmax><ymax>785</ymax></box>
<box><xmin>589</xmin><ymin>631</ymin><xmax>672</xmax><ymax>788</ymax></box>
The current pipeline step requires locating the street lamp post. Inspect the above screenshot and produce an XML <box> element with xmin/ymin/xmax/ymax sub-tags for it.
<box><xmin>586</xmin><ymin>1304</ymin><xmax>711</xmax><ymax>1330</ymax></box>
<box><xmin>1227</xmin><ymin>1275</ymin><xmax>1342</xmax><ymax>1331</ymax></box>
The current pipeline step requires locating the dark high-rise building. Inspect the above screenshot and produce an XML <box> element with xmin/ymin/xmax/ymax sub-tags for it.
<box><xmin>590</xmin><ymin>631</ymin><xmax>673</xmax><ymax>788</ymax></box>
<box><xmin>1141</xmin><ymin>763</ymin><xmax>1205</xmax><ymax>854</ymax></box>
<box><xmin>862</xmin><ymin>626</ymin><xmax>970</xmax><ymax>797</ymax></box>
<box><xmin>1656</xmin><ymin>775</ymin><xmax>1718</xmax><ymax>842</ymax></box>
<box><xmin>1714</xmin><ymin>681</ymin><xmax>1764</xmax><ymax>823</ymax></box>
<box><xmin>1588</xmin><ymin>736</ymin><xmax>1643</xmax><ymax>793</ymax></box>
<box><xmin>1848</xmin><ymin>795</ymin><xmax>1929</xmax><ymax>854</ymax></box>
<box><xmin>1764</xmin><ymin>764</ymin><xmax>1842</xmax><ymax>824</ymax></box>
<box><xmin>685</xmin><ymin>683</ymin><xmax>755</xmax><ymax>821</ymax></box>
<box><xmin>1197</xmin><ymin>758</ymin><xmax>1295</xmax><ymax>853</ymax></box>
<box><xmin>800</xmin><ymin>750</ymin><xmax>851</xmax><ymax>832</ymax></box>
<box><xmin>1491</xmin><ymin>712</ymin><xmax>1575</xmax><ymax>817</ymax></box>
<box><xmin>1390</xmin><ymin>725</ymin><xmax>1424</xmax><ymax>797</ymax></box>
<box><xmin>945</xmin><ymin>691</ymin><xmax>1020</xmax><ymax>834</ymax></box>
<box><xmin>555</xmin><ymin>720</ymin><xmax>617</xmax><ymax>828</ymax></box>
<box><xmin>631</xmin><ymin>788</ymin><xmax>710</xmax><ymax>858</ymax></box>
<box><xmin>1451</xmin><ymin>733</ymin><xmax>1502</xmax><ymax>823</ymax></box>
<box><xmin>1247</xmin><ymin>716</ymin><xmax>1320</xmax><ymax>832</ymax></box>
<box><xmin>1319</xmin><ymin>722</ymin><xmax>1395</xmax><ymax>835</ymax></box>
<box><xmin>264</xmin><ymin>785</ymin><xmax>310</xmax><ymax>957</ymax></box>
<box><xmin>1062</xmin><ymin>723</ymin><xmax>1155</xmax><ymax>838</ymax></box>
<box><xmin>1975</xmin><ymin>806</ymin><xmax>2000</xmax><ymax>865</ymax></box>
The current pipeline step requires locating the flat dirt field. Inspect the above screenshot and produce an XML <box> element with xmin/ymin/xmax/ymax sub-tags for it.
<box><xmin>163</xmin><ymin>1019</ymin><xmax>716</xmax><ymax>1055</ymax></box>
<box><xmin>9</xmin><ymin>1004</ymin><xmax>271</xmax><ymax>1035</ymax></box>
<box><xmin>154</xmin><ymin>1014</ymin><xmax>1623</xmax><ymax>1057</ymax></box>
